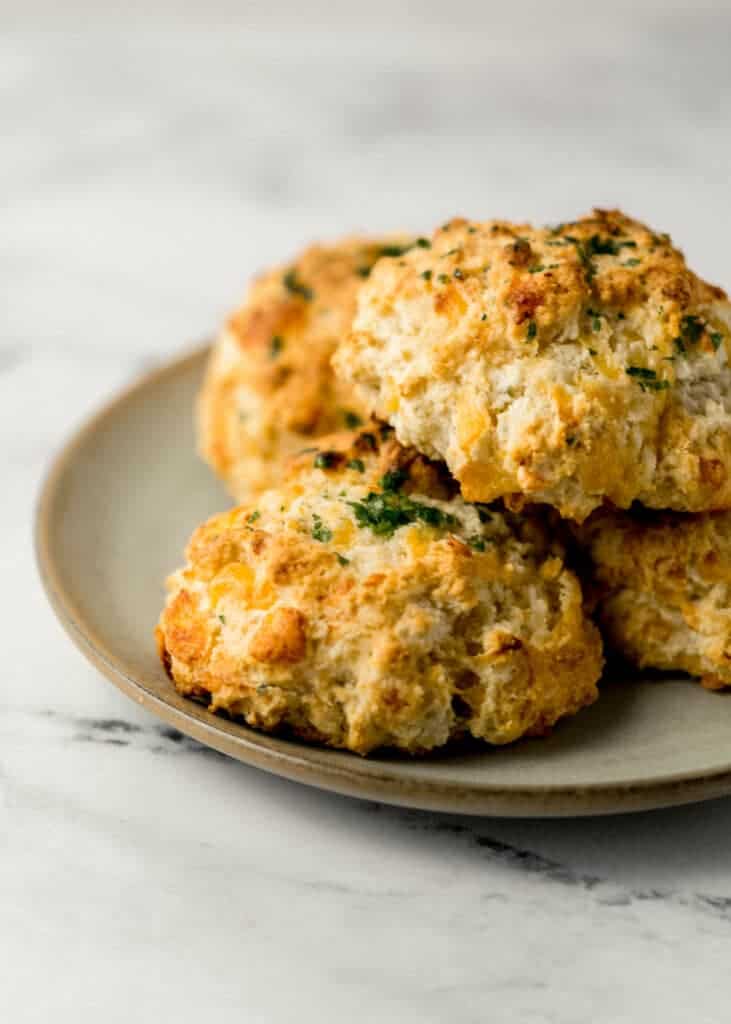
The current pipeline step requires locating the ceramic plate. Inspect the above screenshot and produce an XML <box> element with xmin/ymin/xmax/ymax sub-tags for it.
<box><xmin>36</xmin><ymin>346</ymin><xmax>731</xmax><ymax>817</ymax></box>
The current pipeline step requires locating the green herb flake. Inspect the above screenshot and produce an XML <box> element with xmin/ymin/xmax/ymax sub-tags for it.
<box><xmin>378</xmin><ymin>243</ymin><xmax>411</xmax><ymax>259</ymax></box>
<box><xmin>711</xmin><ymin>332</ymin><xmax>724</xmax><ymax>351</ymax></box>
<box><xmin>480</xmin><ymin>313</ymin><xmax>488</xmax><ymax>322</ymax></box>
<box><xmin>246</xmin><ymin>510</ymin><xmax>261</xmax><ymax>523</ymax></box>
<box><xmin>283</xmin><ymin>268</ymin><xmax>314</xmax><ymax>301</ymax></box>
<box><xmin>360</xmin><ymin>432</ymin><xmax>377</xmax><ymax>450</ymax></box>
<box><xmin>526</xmin><ymin>320</ymin><xmax>537</xmax><ymax>340</ymax></box>
<box><xmin>528</xmin><ymin>264</ymin><xmax>545</xmax><ymax>274</ymax></box>
<box><xmin>218</xmin><ymin>613</ymin><xmax>226</xmax><ymax>625</ymax></box>
<box><xmin>474</xmin><ymin>504</ymin><xmax>492</xmax><ymax>523</ymax></box>
<box><xmin>313</xmin><ymin>451</ymin><xmax>338</xmax><ymax>470</ymax></box>
<box><xmin>269</xmin><ymin>335</ymin><xmax>284</xmax><ymax>359</ymax></box>
<box><xmin>355</xmin><ymin>265</ymin><xmax>371</xmax><ymax>278</ymax></box>
<box><xmin>348</xmin><ymin>492</ymin><xmax>456</xmax><ymax>538</ymax></box>
<box><xmin>681</xmin><ymin>315</ymin><xmax>705</xmax><ymax>344</ymax></box>
<box><xmin>625</xmin><ymin>366</ymin><xmax>670</xmax><ymax>392</ymax></box>
<box><xmin>437</xmin><ymin>273</ymin><xmax>450</xmax><ymax>284</ymax></box>
<box><xmin>622</xmin><ymin>258</ymin><xmax>641</xmax><ymax>267</ymax></box>
<box><xmin>415</xmin><ymin>237</ymin><xmax>431</xmax><ymax>248</ymax></box>
<box><xmin>467</xmin><ymin>226</ymin><xmax>477</xmax><ymax>234</ymax></box>
<box><xmin>588</xmin><ymin>348</ymin><xmax>598</xmax><ymax>356</ymax></box>
<box><xmin>342</xmin><ymin>410</ymin><xmax>362</xmax><ymax>429</ymax></box>
<box><xmin>311</xmin><ymin>515</ymin><xmax>333</xmax><ymax>543</ymax></box>
<box><xmin>380</xmin><ymin>468</ymin><xmax>408</xmax><ymax>492</ymax></box>
<box><xmin>336</xmin><ymin>553</ymin><xmax>349</xmax><ymax>566</ymax></box>
<box><xmin>421</xmin><ymin>269</ymin><xmax>433</xmax><ymax>281</ymax></box>
<box><xmin>467</xmin><ymin>535</ymin><xmax>486</xmax><ymax>551</ymax></box>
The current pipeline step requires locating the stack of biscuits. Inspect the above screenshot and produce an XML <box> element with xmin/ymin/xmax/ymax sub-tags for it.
<box><xmin>156</xmin><ymin>210</ymin><xmax>731</xmax><ymax>755</ymax></box>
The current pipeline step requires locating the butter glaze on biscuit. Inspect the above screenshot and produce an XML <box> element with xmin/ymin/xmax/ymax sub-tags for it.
<box><xmin>158</xmin><ymin>428</ymin><xmax>603</xmax><ymax>754</ymax></box>
<box><xmin>335</xmin><ymin>210</ymin><xmax>731</xmax><ymax>521</ymax></box>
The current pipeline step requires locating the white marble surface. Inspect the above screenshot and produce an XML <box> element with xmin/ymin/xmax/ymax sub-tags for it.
<box><xmin>4</xmin><ymin>2</ymin><xmax>731</xmax><ymax>1020</ymax></box>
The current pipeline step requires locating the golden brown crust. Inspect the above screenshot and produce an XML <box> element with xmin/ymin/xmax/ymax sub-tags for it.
<box><xmin>335</xmin><ymin>210</ymin><xmax>731</xmax><ymax>521</ymax></box>
<box><xmin>575</xmin><ymin>507</ymin><xmax>731</xmax><ymax>688</ymax></box>
<box><xmin>158</xmin><ymin>428</ymin><xmax>603</xmax><ymax>755</ymax></box>
<box><xmin>198</xmin><ymin>235</ymin><xmax>414</xmax><ymax>500</ymax></box>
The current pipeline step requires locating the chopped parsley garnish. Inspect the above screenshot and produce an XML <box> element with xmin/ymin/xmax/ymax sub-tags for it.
<box><xmin>623</xmin><ymin>258</ymin><xmax>641</xmax><ymax>267</ymax></box>
<box><xmin>437</xmin><ymin>273</ymin><xmax>450</xmax><ymax>284</ymax></box>
<box><xmin>587</xmin><ymin>308</ymin><xmax>602</xmax><ymax>332</ymax></box>
<box><xmin>474</xmin><ymin>504</ymin><xmax>492</xmax><ymax>523</ymax></box>
<box><xmin>568</xmin><ymin>238</ymin><xmax>596</xmax><ymax>283</ymax></box>
<box><xmin>527</xmin><ymin>320</ymin><xmax>537</xmax><ymax>340</ymax></box>
<box><xmin>347</xmin><ymin>458</ymin><xmax>365</xmax><ymax>472</ymax></box>
<box><xmin>625</xmin><ymin>366</ymin><xmax>670</xmax><ymax>391</ymax></box>
<box><xmin>681</xmin><ymin>315</ymin><xmax>704</xmax><ymax>344</ymax></box>
<box><xmin>416</xmin><ymin>237</ymin><xmax>431</xmax><ymax>248</ymax></box>
<box><xmin>269</xmin><ymin>335</ymin><xmax>284</xmax><ymax>359</ymax></box>
<box><xmin>246</xmin><ymin>510</ymin><xmax>261</xmax><ymax>523</ymax></box>
<box><xmin>380</xmin><ymin>468</ymin><xmax>408</xmax><ymax>492</ymax></box>
<box><xmin>467</xmin><ymin>535</ymin><xmax>486</xmax><ymax>551</ymax></box>
<box><xmin>218</xmin><ymin>613</ymin><xmax>226</xmax><ymax>624</ymax></box>
<box><xmin>421</xmin><ymin>269</ymin><xmax>433</xmax><ymax>281</ymax></box>
<box><xmin>356</xmin><ymin>265</ymin><xmax>371</xmax><ymax>278</ymax></box>
<box><xmin>313</xmin><ymin>451</ymin><xmax>339</xmax><ymax>470</ymax></box>
<box><xmin>360</xmin><ymin>432</ymin><xmax>377</xmax><ymax>450</ymax></box>
<box><xmin>467</xmin><ymin>226</ymin><xmax>477</xmax><ymax>234</ymax></box>
<box><xmin>348</xmin><ymin>491</ymin><xmax>456</xmax><ymax>537</ymax></box>
<box><xmin>336</xmin><ymin>553</ymin><xmax>349</xmax><ymax>566</ymax></box>
<box><xmin>378</xmin><ymin>243</ymin><xmax>411</xmax><ymax>258</ymax></box>
<box><xmin>588</xmin><ymin>347</ymin><xmax>598</xmax><ymax>356</ymax></box>
<box><xmin>342</xmin><ymin>410</ymin><xmax>362</xmax><ymax>429</ymax></box>
<box><xmin>711</xmin><ymin>332</ymin><xmax>724</xmax><ymax>351</ymax></box>
<box><xmin>283</xmin><ymin>268</ymin><xmax>314</xmax><ymax>301</ymax></box>
<box><xmin>528</xmin><ymin>264</ymin><xmax>545</xmax><ymax>274</ymax></box>
<box><xmin>673</xmin><ymin>315</ymin><xmax>709</xmax><ymax>355</ymax></box>
<box><xmin>480</xmin><ymin>313</ymin><xmax>488</xmax><ymax>322</ymax></box>
<box><xmin>311</xmin><ymin>515</ymin><xmax>333</xmax><ymax>543</ymax></box>
<box><xmin>586</xmin><ymin>235</ymin><xmax>637</xmax><ymax>256</ymax></box>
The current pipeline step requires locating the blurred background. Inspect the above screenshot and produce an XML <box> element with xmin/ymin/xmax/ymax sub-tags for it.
<box><xmin>4</xmin><ymin>0</ymin><xmax>731</xmax><ymax>372</ymax></box>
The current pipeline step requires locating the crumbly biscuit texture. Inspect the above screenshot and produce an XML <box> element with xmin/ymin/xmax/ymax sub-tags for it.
<box><xmin>576</xmin><ymin>508</ymin><xmax>731</xmax><ymax>689</ymax></box>
<box><xmin>335</xmin><ymin>209</ymin><xmax>731</xmax><ymax>521</ymax></box>
<box><xmin>198</xmin><ymin>235</ymin><xmax>414</xmax><ymax>500</ymax></box>
<box><xmin>158</xmin><ymin>428</ymin><xmax>603</xmax><ymax>754</ymax></box>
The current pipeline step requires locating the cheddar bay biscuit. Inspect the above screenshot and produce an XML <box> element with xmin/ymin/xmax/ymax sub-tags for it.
<box><xmin>198</xmin><ymin>235</ymin><xmax>415</xmax><ymax>500</ymax></box>
<box><xmin>158</xmin><ymin>427</ymin><xmax>603</xmax><ymax>754</ymax></box>
<box><xmin>335</xmin><ymin>210</ymin><xmax>731</xmax><ymax>521</ymax></box>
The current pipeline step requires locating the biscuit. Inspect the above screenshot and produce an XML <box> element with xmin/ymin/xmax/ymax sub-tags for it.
<box><xmin>198</xmin><ymin>235</ymin><xmax>415</xmax><ymax>500</ymax></box>
<box><xmin>157</xmin><ymin>427</ymin><xmax>603</xmax><ymax>755</ymax></box>
<box><xmin>576</xmin><ymin>508</ymin><xmax>731</xmax><ymax>689</ymax></box>
<box><xmin>334</xmin><ymin>209</ymin><xmax>731</xmax><ymax>521</ymax></box>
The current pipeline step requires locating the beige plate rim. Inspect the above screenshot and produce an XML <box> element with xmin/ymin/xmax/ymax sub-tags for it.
<box><xmin>35</xmin><ymin>345</ymin><xmax>731</xmax><ymax>818</ymax></box>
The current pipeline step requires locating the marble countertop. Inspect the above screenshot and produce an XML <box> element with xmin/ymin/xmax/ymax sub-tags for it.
<box><xmin>4</xmin><ymin>3</ymin><xmax>731</xmax><ymax>1020</ymax></box>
